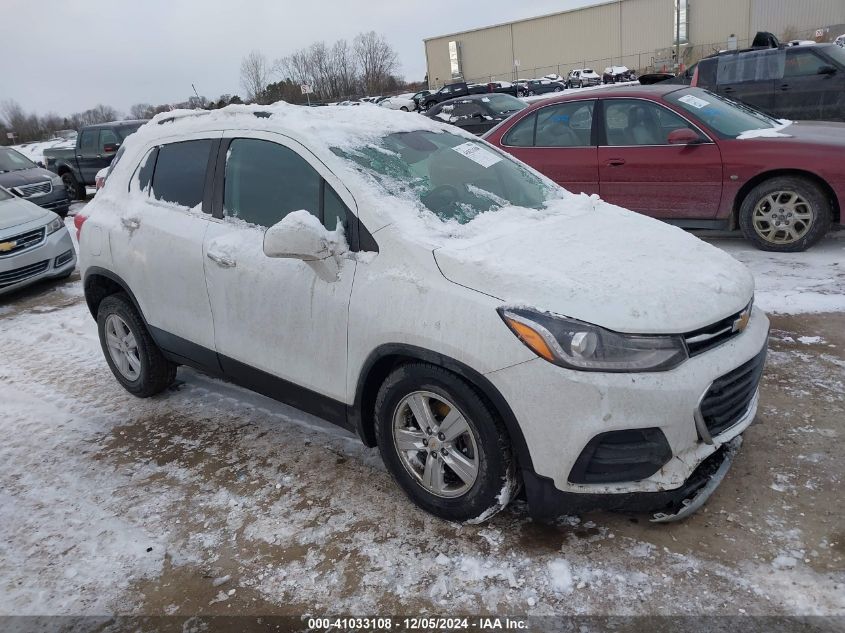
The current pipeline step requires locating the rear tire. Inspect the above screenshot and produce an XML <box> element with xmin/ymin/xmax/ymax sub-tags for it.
<box><xmin>97</xmin><ymin>293</ymin><xmax>177</xmax><ymax>397</ymax></box>
<box><xmin>738</xmin><ymin>176</ymin><xmax>832</xmax><ymax>252</ymax></box>
<box><xmin>374</xmin><ymin>362</ymin><xmax>516</xmax><ymax>523</ymax></box>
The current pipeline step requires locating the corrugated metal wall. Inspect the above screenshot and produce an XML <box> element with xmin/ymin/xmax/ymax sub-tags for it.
<box><xmin>424</xmin><ymin>0</ymin><xmax>845</xmax><ymax>88</ymax></box>
<box><xmin>750</xmin><ymin>0</ymin><xmax>845</xmax><ymax>39</ymax></box>
<box><xmin>690</xmin><ymin>0</ymin><xmax>751</xmax><ymax>50</ymax></box>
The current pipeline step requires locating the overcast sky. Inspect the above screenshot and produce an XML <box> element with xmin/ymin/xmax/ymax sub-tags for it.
<box><xmin>1</xmin><ymin>0</ymin><xmax>600</xmax><ymax>117</ymax></box>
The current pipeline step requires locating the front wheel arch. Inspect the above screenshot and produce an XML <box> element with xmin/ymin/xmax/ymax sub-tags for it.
<box><xmin>350</xmin><ymin>344</ymin><xmax>535</xmax><ymax>475</ymax></box>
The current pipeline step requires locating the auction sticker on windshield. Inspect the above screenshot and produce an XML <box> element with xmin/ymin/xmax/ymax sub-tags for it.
<box><xmin>452</xmin><ymin>142</ymin><xmax>502</xmax><ymax>168</ymax></box>
<box><xmin>678</xmin><ymin>94</ymin><xmax>710</xmax><ymax>109</ymax></box>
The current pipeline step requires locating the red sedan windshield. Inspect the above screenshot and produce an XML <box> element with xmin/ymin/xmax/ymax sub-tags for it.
<box><xmin>665</xmin><ymin>88</ymin><xmax>782</xmax><ymax>138</ymax></box>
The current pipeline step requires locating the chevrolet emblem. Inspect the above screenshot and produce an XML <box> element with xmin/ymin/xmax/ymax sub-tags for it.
<box><xmin>732</xmin><ymin>309</ymin><xmax>751</xmax><ymax>333</ymax></box>
<box><xmin>0</xmin><ymin>240</ymin><xmax>17</xmax><ymax>253</ymax></box>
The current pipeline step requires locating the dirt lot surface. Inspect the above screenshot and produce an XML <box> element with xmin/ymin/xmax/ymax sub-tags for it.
<box><xmin>0</xmin><ymin>219</ymin><xmax>843</xmax><ymax>619</ymax></box>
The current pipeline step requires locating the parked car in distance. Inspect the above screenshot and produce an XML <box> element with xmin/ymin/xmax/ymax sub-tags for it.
<box><xmin>835</xmin><ymin>34</ymin><xmax>844</xmax><ymax>48</ymax></box>
<box><xmin>567</xmin><ymin>68</ymin><xmax>602</xmax><ymax>88</ymax></box>
<box><xmin>603</xmin><ymin>66</ymin><xmax>636</xmax><ymax>83</ymax></box>
<box><xmin>682</xmin><ymin>42</ymin><xmax>845</xmax><ymax>121</ymax></box>
<box><xmin>43</xmin><ymin>120</ymin><xmax>147</xmax><ymax>200</ymax></box>
<box><xmin>522</xmin><ymin>79</ymin><xmax>567</xmax><ymax>96</ymax></box>
<box><xmin>485</xmin><ymin>84</ymin><xmax>844</xmax><ymax>251</ymax></box>
<box><xmin>421</xmin><ymin>82</ymin><xmax>488</xmax><ymax>110</ymax></box>
<box><xmin>0</xmin><ymin>147</ymin><xmax>70</xmax><ymax>217</ymax></box>
<box><xmin>411</xmin><ymin>90</ymin><xmax>433</xmax><ymax>111</ymax></box>
<box><xmin>486</xmin><ymin>81</ymin><xmax>520</xmax><ymax>97</ymax></box>
<box><xmin>0</xmin><ymin>185</ymin><xmax>76</xmax><ymax>295</ymax></box>
<box><xmin>379</xmin><ymin>94</ymin><xmax>416</xmax><ymax>111</ymax></box>
<box><xmin>79</xmin><ymin>103</ymin><xmax>768</xmax><ymax>524</ymax></box>
<box><xmin>425</xmin><ymin>93</ymin><xmax>526</xmax><ymax>135</ymax></box>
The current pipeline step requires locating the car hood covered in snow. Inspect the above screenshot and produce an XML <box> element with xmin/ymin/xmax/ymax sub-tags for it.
<box><xmin>433</xmin><ymin>196</ymin><xmax>754</xmax><ymax>334</ymax></box>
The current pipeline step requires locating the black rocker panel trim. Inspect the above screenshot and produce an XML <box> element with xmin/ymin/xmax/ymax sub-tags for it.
<box><xmin>217</xmin><ymin>355</ymin><xmax>352</xmax><ymax>432</ymax></box>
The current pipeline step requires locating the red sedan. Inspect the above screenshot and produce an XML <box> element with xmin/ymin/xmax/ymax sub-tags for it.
<box><xmin>484</xmin><ymin>84</ymin><xmax>844</xmax><ymax>251</ymax></box>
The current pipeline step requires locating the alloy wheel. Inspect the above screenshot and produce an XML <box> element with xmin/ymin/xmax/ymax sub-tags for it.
<box><xmin>752</xmin><ymin>190</ymin><xmax>814</xmax><ymax>244</ymax></box>
<box><xmin>392</xmin><ymin>390</ymin><xmax>480</xmax><ymax>498</ymax></box>
<box><xmin>104</xmin><ymin>314</ymin><xmax>141</xmax><ymax>380</ymax></box>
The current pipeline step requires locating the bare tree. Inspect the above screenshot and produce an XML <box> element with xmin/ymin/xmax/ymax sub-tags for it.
<box><xmin>129</xmin><ymin>103</ymin><xmax>154</xmax><ymax>119</ymax></box>
<box><xmin>354</xmin><ymin>31</ymin><xmax>399</xmax><ymax>95</ymax></box>
<box><xmin>240</xmin><ymin>50</ymin><xmax>270</xmax><ymax>103</ymax></box>
<box><xmin>331</xmin><ymin>39</ymin><xmax>359</xmax><ymax>98</ymax></box>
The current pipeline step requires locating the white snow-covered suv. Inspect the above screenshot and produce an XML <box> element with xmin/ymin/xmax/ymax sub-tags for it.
<box><xmin>78</xmin><ymin>103</ymin><xmax>769</xmax><ymax>523</ymax></box>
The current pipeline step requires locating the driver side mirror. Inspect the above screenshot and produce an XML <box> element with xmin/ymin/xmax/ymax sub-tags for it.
<box><xmin>667</xmin><ymin>128</ymin><xmax>703</xmax><ymax>145</ymax></box>
<box><xmin>818</xmin><ymin>65</ymin><xmax>838</xmax><ymax>76</ymax></box>
<box><xmin>263</xmin><ymin>211</ymin><xmax>331</xmax><ymax>261</ymax></box>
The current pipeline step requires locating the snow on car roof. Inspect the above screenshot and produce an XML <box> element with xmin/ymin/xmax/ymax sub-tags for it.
<box><xmin>130</xmin><ymin>101</ymin><xmax>459</xmax><ymax>157</ymax></box>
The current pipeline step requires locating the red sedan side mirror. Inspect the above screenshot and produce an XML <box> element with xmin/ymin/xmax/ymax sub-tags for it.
<box><xmin>103</xmin><ymin>143</ymin><xmax>119</xmax><ymax>153</ymax></box>
<box><xmin>667</xmin><ymin>128</ymin><xmax>702</xmax><ymax>145</ymax></box>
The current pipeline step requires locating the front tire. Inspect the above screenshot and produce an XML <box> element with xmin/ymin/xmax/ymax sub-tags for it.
<box><xmin>374</xmin><ymin>363</ymin><xmax>516</xmax><ymax>523</ymax></box>
<box><xmin>97</xmin><ymin>293</ymin><xmax>177</xmax><ymax>397</ymax></box>
<box><xmin>738</xmin><ymin>176</ymin><xmax>832</xmax><ymax>252</ymax></box>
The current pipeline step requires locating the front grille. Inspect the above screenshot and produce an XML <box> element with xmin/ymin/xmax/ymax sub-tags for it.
<box><xmin>13</xmin><ymin>180</ymin><xmax>53</xmax><ymax>198</ymax></box>
<box><xmin>0</xmin><ymin>227</ymin><xmax>45</xmax><ymax>257</ymax></box>
<box><xmin>698</xmin><ymin>347</ymin><xmax>767</xmax><ymax>438</ymax></box>
<box><xmin>0</xmin><ymin>260</ymin><xmax>50</xmax><ymax>288</ymax></box>
<box><xmin>684</xmin><ymin>306</ymin><xmax>749</xmax><ymax>357</ymax></box>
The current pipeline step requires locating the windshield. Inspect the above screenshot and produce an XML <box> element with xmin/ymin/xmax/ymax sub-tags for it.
<box><xmin>0</xmin><ymin>148</ymin><xmax>37</xmax><ymax>173</ymax></box>
<box><xmin>333</xmin><ymin>130</ymin><xmax>556</xmax><ymax>224</ymax></box>
<box><xmin>484</xmin><ymin>94</ymin><xmax>527</xmax><ymax>114</ymax></box>
<box><xmin>665</xmin><ymin>87</ymin><xmax>781</xmax><ymax>138</ymax></box>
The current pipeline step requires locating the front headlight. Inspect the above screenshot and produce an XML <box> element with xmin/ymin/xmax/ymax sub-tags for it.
<box><xmin>44</xmin><ymin>216</ymin><xmax>64</xmax><ymax>235</ymax></box>
<box><xmin>50</xmin><ymin>174</ymin><xmax>63</xmax><ymax>187</ymax></box>
<box><xmin>498</xmin><ymin>307</ymin><xmax>687</xmax><ymax>372</ymax></box>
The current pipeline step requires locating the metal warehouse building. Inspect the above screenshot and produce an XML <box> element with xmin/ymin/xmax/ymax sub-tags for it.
<box><xmin>423</xmin><ymin>0</ymin><xmax>845</xmax><ymax>88</ymax></box>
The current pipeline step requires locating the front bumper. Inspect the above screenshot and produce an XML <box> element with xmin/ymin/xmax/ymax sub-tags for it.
<box><xmin>485</xmin><ymin>306</ymin><xmax>770</xmax><ymax>518</ymax></box>
<box><xmin>0</xmin><ymin>226</ymin><xmax>76</xmax><ymax>296</ymax></box>
<box><xmin>522</xmin><ymin>435</ymin><xmax>743</xmax><ymax>521</ymax></box>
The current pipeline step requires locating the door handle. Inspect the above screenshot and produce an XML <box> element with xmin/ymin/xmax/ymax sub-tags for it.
<box><xmin>779</xmin><ymin>83</ymin><xmax>791</xmax><ymax>91</ymax></box>
<box><xmin>722</xmin><ymin>86</ymin><xmax>735</xmax><ymax>93</ymax></box>
<box><xmin>207</xmin><ymin>251</ymin><xmax>236</xmax><ymax>268</ymax></box>
<box><xmin>121</xmin><ymin>217</ymin><xmax>140</xmax><ymax>230</ymax></box>
<box><xmin>605</xmin><ymin>158</ymin><xmax>626</xmax><ymax>167</ymax></box>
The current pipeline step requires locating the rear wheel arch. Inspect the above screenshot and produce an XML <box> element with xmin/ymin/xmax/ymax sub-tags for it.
<box><xmin>84</xmin><ymin>268</ymin><xmax>147</xmax><ymax>325</ymax></box>
<box><xmin>733</xmin><ymin>169</ymin><xmax>840</xmax><ymax>227</ymax></box>
<box><xmin>350</xmin><ymin>344</ymin><xmax>535</xmax><ymax>474</ymax></box>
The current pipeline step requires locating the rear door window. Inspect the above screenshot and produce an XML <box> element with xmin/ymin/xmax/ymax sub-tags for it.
<box><xmin>717</xmin><ymin>49</ymin><xmax>785</xmax><ymax>84</ymax></box>
<box><xmin>80</xmin><ymin>130</ymin><xmax>97</xmax><ymax>153</ymax></box>
<box><xmin>535</xmin><ymin>101</ymin><xmax>594</xmax><ymax>147</ymax></box>
<box><xmin>151</xmin><ymin>139</ymin><xmax>212</xmax><ymax>208</ymax></box>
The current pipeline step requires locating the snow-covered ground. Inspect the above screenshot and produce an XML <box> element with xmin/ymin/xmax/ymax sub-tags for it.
<box><xmin>0</xmin><ymin>220</ymin><xmax>842</xmax><ymax>616</ymax></box>
<box><xmin>9</xmin><ymin>137</ymin><xmax>75</xmax><ymax>164</ymax></box>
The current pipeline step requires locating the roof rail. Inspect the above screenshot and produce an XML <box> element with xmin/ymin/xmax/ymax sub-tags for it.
<box><xmin>156</xmin><ymin>110</ymin><xmax>212</xmax><ymax>125</ymax></box>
